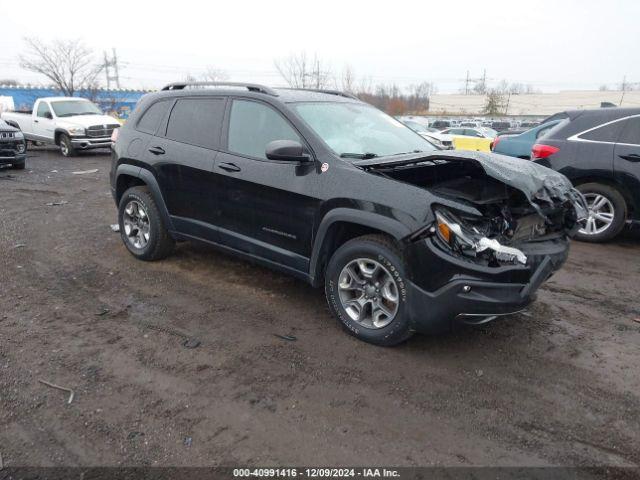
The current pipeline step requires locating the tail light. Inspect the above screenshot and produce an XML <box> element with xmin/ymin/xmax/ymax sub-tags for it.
<box><xmin>531</xmin><ymin>143</ymin><xmax>559</xmax><ymax>159</ymax></box>
<box><xmin>491</xmin><ymin>136</ymin><xmax>501</xmax><ymax>151</ymax></box>
<box><xmin>111</xmin><ymin>127</ymin><xmax>120</xmax><ymax>142</ymax></box>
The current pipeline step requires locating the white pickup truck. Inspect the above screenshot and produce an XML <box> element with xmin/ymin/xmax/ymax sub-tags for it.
<box><xmin>1</xmin><ymin>97</ymin><xmax>120</xmax><ymax>157</ymax></box>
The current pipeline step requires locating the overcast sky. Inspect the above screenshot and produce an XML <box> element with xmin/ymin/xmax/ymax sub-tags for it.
<box><xmin>0</xmin><ymin>0</ymin><xmax>638</xmax><ymax>93</ymax></box>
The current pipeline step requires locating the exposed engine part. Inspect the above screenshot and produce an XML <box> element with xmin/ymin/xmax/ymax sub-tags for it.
<box><xmin>476</xmin><ymin>237</ymin><xmax>527</xmax><ymax>265</ymax></box>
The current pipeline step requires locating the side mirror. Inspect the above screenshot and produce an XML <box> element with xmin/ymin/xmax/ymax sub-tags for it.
<box><xmin>265</xmin><ymin>140</ymin><xmax>310</xmax><ymax>162</ymax></box>
<box><xmin>44</xmin><ymin>111</ymin><xmax>53</xmax><ymax>120</ymax></box>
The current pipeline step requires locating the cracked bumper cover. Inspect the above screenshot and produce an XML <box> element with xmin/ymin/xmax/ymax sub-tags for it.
<box><xmin>403</xmin><ymin>237</ymin><xmax>569</xmax><ymax>334</ymax></box>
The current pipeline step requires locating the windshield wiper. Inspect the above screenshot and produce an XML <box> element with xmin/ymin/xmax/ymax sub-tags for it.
<box><xmin>340</xmin><ymin>152</ymin><xmax>378</xmax><ymax>159</ymax></box>
<box><xmin>388</xmin><ymin>150</ymin><xmax>424</xmax><ymax>156</ymax></box>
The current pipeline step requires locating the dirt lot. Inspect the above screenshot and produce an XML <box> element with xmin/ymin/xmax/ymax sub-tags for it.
<box><xmin>1</xmin><ymin>148</ymin><xmax>639</xmax><ymax>468</ymax></box>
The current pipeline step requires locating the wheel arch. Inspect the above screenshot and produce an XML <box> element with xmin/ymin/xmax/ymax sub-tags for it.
<box><xmin>115</xmin><ymin>164</ymin><xmax>175</xmax><ymax>232</ymax></box>
<box><xmin>54</xmin><ymin>129</ymin><xmax>69</xmax><ymax>145</ymax></box>
<box><xmin>571</xmin><ymin>175</ymin><xmax>633</xmax><ymax>217</ymax></box>
<box><xmin>308</xmin><ymin>209</ymin><xmax>410</xmax><ymax>287</ymax></box>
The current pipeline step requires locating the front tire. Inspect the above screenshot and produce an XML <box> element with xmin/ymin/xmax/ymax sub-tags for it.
<box><xmin>325</xmin><ymin>234</ymin><xmax>413</xmax><ymax>346</ymax></box>
<box><xmin>575</xmin><ymin>183</ymin><xmax>626</xmax><ymax>242</ymax></box>
<box><xmin>118</xmin><ymin>186</ymin><xmax>175</xmax><ymax>261</ymax></box>
<box><xmin>12</xmin><ymin>160</ymin><xmax>25</xmax><ymax>170</ymax></box>
<box><xmin>59</xmin><ymin>134</ymin><xmax>77</xmax><ymax>157</ymax></box>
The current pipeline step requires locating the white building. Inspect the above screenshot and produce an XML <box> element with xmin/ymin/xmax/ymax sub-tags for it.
<box><xmin>428</xmin><ymin>90</ymin><xmax>640</xmax><ymax>116</ymax></box>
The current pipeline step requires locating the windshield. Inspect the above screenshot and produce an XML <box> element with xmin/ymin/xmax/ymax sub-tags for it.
<box><xmin>292</xmin><ymin>102</ymin><xmax>436</xmax><ymax>158</ymax></box>
<box><xmin>50</xmin><ymin>100</ymin><xmax>102</xmax><ymax>117</ymax></box>
<box><xmin>403</xmin><ymin>120</ymin><xmax>428</xmax><ymax>132</ymax></box>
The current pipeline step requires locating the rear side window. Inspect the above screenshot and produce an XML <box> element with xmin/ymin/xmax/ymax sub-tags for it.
<box><xmin>579</xmin><ymin>120</ymin><xmax>625</xmax><ymax>142</ymax></box>
<box><xmin>617</xmin><ymin>117</ymin><xmax>640</xmax><ymax>145</ymax></box>
<box><xmin>165</xmin><ymin>98</ymin><xmax>226</xmax><ymax>149</ymax></box>
<box><xmin>227</xmin><ymin>100</ymin><xmax>301</xmax><ymax>159</ymax></box>
<box><xmin>137</xmin><ymin>101</ymin><xmax>170</xmax><ymax>134</ymax></box>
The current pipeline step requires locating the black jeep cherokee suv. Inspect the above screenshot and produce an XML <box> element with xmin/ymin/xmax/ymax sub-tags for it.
<box><xmin>0</xmin><ymin>120</ymin><xmax>27</xmax><ymax>170</ymax></box>
<box><xmin>110</xmin><ymin>82</ymin><xmax>584</xmax><ymax>346</ymax></box>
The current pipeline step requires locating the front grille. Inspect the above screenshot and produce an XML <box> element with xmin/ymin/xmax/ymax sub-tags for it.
<box><xmin>0</xmin><ymin>148</ymin><xmax>17</xmax><ymax>157</ymax></box>
<box><xmin>0</xmin><ymin>131</ymin><xmax>16</xmax><ymax>139</ymax></box>
<box><xmin>86</xmin><ymin>124</ymin><xmax>119</xmax><ymax>138</ymax></box>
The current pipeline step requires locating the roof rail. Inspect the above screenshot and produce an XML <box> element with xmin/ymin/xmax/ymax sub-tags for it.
<box><xmin>161</xmin><ymin>81</ymin><xmax>279</xmax><ymax>97</ymax></box>
<box><xmin>297</xmin><ymin>89</ymin><xmax>359</xmax><ymax>100</ymax></box>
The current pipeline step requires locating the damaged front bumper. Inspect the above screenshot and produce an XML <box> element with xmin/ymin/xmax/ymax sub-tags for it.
<box><xmin>403</xmin><ymin>236</ymin><xmax>568</xmax><ymax>334</ymax></box>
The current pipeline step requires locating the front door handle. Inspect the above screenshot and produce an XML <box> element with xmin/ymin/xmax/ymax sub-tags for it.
<box><xmin>148</xmin><ymin>146</ymin><xmax>165</xmax><ymax>155</ymax></box>
<box><xmin>218</xmin><ymin>162</ymin><xmax>241</xmax><ymax>173</ymax></box>
<box><xmin>619</xmin><ymin>153</ymin><xmax>640</xmax><ymax>162</ymax></box>
<box><xmin>34</xmin><ymin>119</ymin><xmax>39</xmax><ymax>123</ymax></box>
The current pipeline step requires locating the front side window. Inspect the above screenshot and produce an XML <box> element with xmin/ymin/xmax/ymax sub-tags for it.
<box><xmin>165</xmin><ymin>98</ymin><xmax>226</xmax><ymax>149</ymax></box>
<box><xmin>228</xmin><ymin>100</ymin><xmax>301</xmax><ymax>159</ymax></box>
<box><xmin>617</xmin><ymin>117</ymin><xmax>640</xmax><ymax>145</ymax></box>
<box><xmin>37</xmin><ymin>102</ymin><xmax>51</xmax><ymax>118</ymax></box>
<box><xmin>50</xmin><ymin>100</ymin><xmax>102</xmax><ymax>117</ymax></box>
<box><xmin>292</xmin><ymin>102</ymin><xmax>436</xmax><ymax>158</ymax></box>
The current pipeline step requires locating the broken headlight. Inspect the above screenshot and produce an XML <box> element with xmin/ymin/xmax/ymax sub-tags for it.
<box><xmin>433</xmin><ymin>207</ymin><xmax>527</xmax><ymax>265</ymax></box>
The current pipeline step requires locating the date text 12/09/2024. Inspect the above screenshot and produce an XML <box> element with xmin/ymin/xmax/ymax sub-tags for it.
<box><xmin>233</xmin><ymin>468</ymin><xmax>400</xmax><ymax>478</ymax></box>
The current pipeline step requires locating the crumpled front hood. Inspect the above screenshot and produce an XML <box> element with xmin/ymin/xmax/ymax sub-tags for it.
<box><xmin>355</xmin><ymin>150</ymin><xmax>586</xmax><ymax>213</ymax></box>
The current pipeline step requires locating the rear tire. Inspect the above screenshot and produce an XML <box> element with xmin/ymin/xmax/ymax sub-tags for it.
<box><xmin>59</xmin><ymin>134</ymin><xmax>77</xmax><ymax>157</ymax></box>
<box><xmin>325</xmin><ymin>234</ymin><xmax>414</xmax><ymax>346</ymax></box>
<box><xmin>575</xmin><ymin>183</ymin><xmax>626</xmax><ymax>242</ymax></box>
<box><xmin>118</xmin><ymin>186</ymin><xmax>175</xmax><ymax>261</ymax></box>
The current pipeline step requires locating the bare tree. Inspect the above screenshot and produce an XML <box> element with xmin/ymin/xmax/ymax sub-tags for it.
<box><xmin>341</xmin><ymin>65</ymin><xmax>356</xmax><ymax>93</ymax></box>
<box><xmin>0</xmin><ymin>79</ymin><xmax>19</xmax><ymax>86</ymax></box>
<box><xmin>202</xmin><ymin>67</ymin><xmax>228</xmax><ymax>82</ymax></box>
<box><xmin>274</xmin><ymin>52</ymin><xmax>331</xmax><ymax>89</ymax></box>
<box><xmin>19</xmin><ymin>38</ymin><xmax>104</xmax><ymax>96</ymax></box>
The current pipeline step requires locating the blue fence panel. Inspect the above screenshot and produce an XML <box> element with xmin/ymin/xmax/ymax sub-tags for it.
<box><xmin>0</xmin><ymin>87</ymin><xmax>150</xmax><ymax>119</ymax></box>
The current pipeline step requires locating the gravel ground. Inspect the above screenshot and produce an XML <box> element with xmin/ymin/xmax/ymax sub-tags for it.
<box><xmin>0</xmin><ymin>148</ymin><xmax>639</xmax><ymax>468</ymax></box>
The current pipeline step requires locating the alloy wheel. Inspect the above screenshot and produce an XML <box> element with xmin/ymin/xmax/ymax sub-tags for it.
<box><xmin>579</xmin><ymin>193</ymin><xmax>615</xmax><ymax>236</ymax></box>
<box><xmin>337</xmin><ymin>258</ymin><xmax>399</xmax><ymax>329</ymax></box>
<box><xmin>123</xmin><ymin>200</ymin><xmax>151</xmax><ymax>249</ymax></box>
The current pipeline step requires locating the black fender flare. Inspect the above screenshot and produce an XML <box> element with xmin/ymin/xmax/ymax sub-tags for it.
<box><xmin>115</xmin><ymin>163</ymin><xmax>175</xmax><ymax>231</ymax></box>
<box><xmin>53</xmin><ymin>128</ymin><xmax>71</xmax><ymax>144</ymax></box>
<box><xmin>308</xmin><ymin>208</ymin><xmax>412</xmax><ymax>287</ymax></box>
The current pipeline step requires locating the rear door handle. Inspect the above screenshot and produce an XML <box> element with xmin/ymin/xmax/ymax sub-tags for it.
<box><xmin>619</xmin><ymin>153</ymin><xmax>640</xmax><ymax>162</ymax></box>
<box><xmin>148</xmin><ymin>146</ymin><xmax>165</xmax><ymax>155</ymax></box>
<box><xmin>34</xmin><ymin>120</ymin><xmax>39</xmax><ymax>123</ymax></box>
<box><xmin>218</xmin><ymin>162</ymin><xmax>241</xmax><ymax>173</ymax></box>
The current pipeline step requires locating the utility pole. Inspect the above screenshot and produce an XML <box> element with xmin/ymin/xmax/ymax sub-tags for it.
<box><xmin>103</xmin><ymin>48</ymin><xmax>121</xmax><ymax>90</ymax></box>
<box><xmin>464</xmin><ymin>70</ymin><xmax>470</xmax><ymax>95</ymax></box>
<box><xmin>620</xmin><ymin>75</ymin><xmax>627</xmax><ymax>106</ymax></box>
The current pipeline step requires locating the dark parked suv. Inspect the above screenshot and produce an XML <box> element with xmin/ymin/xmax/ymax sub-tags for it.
<box><xmin>110</xmin><ymin>82</ymin><xmax>584</xmax><ymax>345</ymax></box>
<box><xmin>0</xmin><ymin>120</ymin><xmax>27</xmax><ymax>169</ymax></box>
<box><xmin>532</xmin><ymin>108</ymin><xmax>640</xmax><ymax>242</ymax></box>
